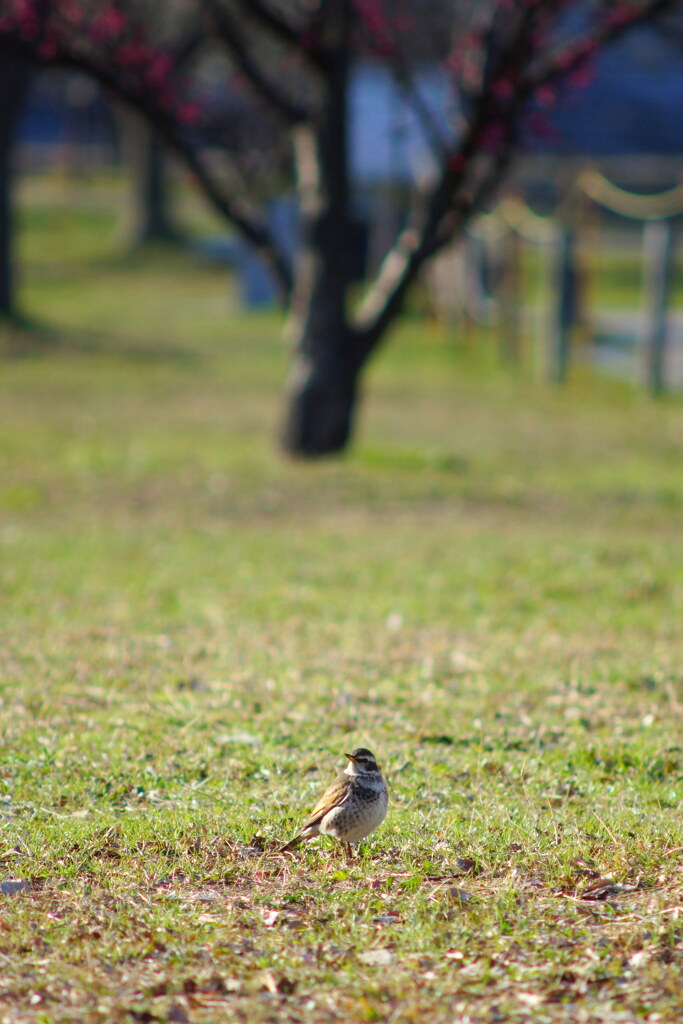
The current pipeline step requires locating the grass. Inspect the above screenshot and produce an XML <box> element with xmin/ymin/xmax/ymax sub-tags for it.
<box><xmin>1</xmin><ymin>172</ymin><xmax>683</xmax><ymax>1023</ymax></box>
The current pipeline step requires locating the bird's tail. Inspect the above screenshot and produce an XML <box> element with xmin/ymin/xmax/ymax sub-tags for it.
<box><xmin>278</xmin><ymin>823</ymin><xmax>319</xmax><ymax>853</ymax></box>
<box><xmin>278</xmin><ymin>833</ymin><xmax>303</xmax><ymax>853</ymax></box>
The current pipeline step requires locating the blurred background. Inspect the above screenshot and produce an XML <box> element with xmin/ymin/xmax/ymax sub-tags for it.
<box><xmin>3</xmin><ymin>8</ymin><xmax>683</xmax><ymax>1021</ymax></box>
<box><xmin>1</xmin><ymin>1</ymin><xmax>682</xmax><ymax>656</ymax></box>
<box><xmin>2</xmin><ymin>6</ymin><xmax>683</xmax><ymax>393</ymax></box>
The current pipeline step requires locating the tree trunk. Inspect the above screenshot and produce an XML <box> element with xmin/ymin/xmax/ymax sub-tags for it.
<box><xmin>0</xmin><ymin>54</ymin><xmax>31</xmax><ymax>318</ymax></box>
<box><xmin>282</xmin><ymin>177</ymin><xmax>365</xmax><ymax>456</ymax></box>
<box><xmin>282</xmin><ymin>324</ymin><xmax>362</xmax><ymax>457</ymax></box>
<box><xmin>281</xmin><ymin>1</ymin><xmax>359</xmax><ymax>457</ymax></box>
<box><xmin>121</xmin><ymin>110</ymin><xmax>182</xmax><ymax>246</ymax></box>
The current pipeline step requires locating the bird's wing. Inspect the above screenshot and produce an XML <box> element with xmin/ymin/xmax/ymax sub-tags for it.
<box><xmin>303</xmin><ymin>773</ymin><xmax>350</xmax><ymax>827</ymax></box>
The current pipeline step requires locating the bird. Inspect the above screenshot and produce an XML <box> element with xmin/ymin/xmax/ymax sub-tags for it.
<box><xmin>279</xmin><ymin>747</ymin><xmax>388</xmax><ymax>858</ymax></box>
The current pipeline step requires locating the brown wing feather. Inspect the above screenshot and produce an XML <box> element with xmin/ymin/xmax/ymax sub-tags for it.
<box><xmin>278</xmin><ymin>770</ymin><xmax>352</xmax><ymax>851</ymax></box>
<box><xmin>279</xmin><ymin>773</ymin><xmax>351</xmax><ymax>852</ymax></box>
<box><xmin>304</xmin><ymin>773</ymin><xmax>350</xmax><ymax>826</ymax></box>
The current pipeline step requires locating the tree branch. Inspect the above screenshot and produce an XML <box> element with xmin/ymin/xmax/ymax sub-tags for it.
<box><xmin>225</xmin><ymin>0</ymin><xmax>329</xmax><ymax>72</ymax></box>
<box><xmin>389</xmin><ymin>59</ymin><xmax>450</xmax><ymax>164</ymax></box>
<box><xmin>352</xmin><ymin>0</ymin><xmax>675</xmax><ymax>353</ymax></box>
<box><xmin>199</xmin><ymin>0</ymin><xmax>309</xmax><ymax>123</ymax></box>
<box><xmin>524</xmin><ymin>0</ymin><xmax>677</xmax><ymax>96</ymax></box>
<box><xmin>0</xmin><ymin>30</ymin><xmax>293</xmax><ymax>296</ymax></box>
<box><xmin>351</xmin><ymin>0</ymin><xmax>552</xmax><ymax>346</ymax></box>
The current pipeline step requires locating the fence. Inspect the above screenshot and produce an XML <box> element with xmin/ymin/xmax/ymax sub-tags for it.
<box><xmin>429</xmin><ymin>169</ymin><xmax>683</xmax><ymax>393</ymax></box>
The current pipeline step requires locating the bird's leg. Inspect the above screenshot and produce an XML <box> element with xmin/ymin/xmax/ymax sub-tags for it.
<box><xmin>343</xmin><ymin>842</ymin><xmax>353</xmax><ymax>863</ymax></box>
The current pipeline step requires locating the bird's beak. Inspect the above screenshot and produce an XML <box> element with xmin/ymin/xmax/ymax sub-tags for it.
<box><xmin>345</xmin><ymin>752</ymin><xmax>357</xmax><ymax>762</ymax></box>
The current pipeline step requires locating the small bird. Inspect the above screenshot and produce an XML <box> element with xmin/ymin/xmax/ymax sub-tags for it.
<box><xmin>279</xmin><ymin>747</ymin><xmax>388</xmax><ymax>858</ymax></box>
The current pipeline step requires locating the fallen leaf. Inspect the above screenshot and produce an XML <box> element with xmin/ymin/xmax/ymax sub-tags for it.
<box><xmin>359</xmin><ymin>948</ymin><xmax>394</xmax><ymax>966</ymax></box>
<box><xmin>258</xmin><ymin>971</ymin><xmax>295</xmax><ymax>995</ymax></box>
<box><xmin>628</xmin><ymin>950</ymin><xmax>649</xmax><ymax>968</ymax></box>
<box><xmin>455</xmin><ymin>857</ymin><xmax>479</xmax><ymax>874</ymax></box>
<box><xmin>0</xmin><ymin>879</ymin><xmax>33</xmax><ymax>895</ymax></box>
<box><xmin>449</xmin><ymin>887</ymin><xmax>476</xmax><ymax>905</ymax></box>
<box><xmin>518</xmin><ymin>992</ymin><xmax>544</xmax><ymax>1008</ymax></box>
<box><xmin>260</xmin><ymin>971</ymin><xmax>278</xmax><ymax>995</ymax></box>
<box><xmin>167</xmin><ymin>1003</ymin><xmax>190</xmax><ymax>1023</ymax></box>
<box><xmin>580</xmin><ymin>881</ymin><xmax>637</xmax><ymax>901</ymax></box>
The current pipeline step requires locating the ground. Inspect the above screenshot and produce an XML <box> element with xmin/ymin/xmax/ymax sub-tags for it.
<box><xmin>0</xmin><ymin>174</ymin><xmax>682</xmax><ymax>1023</ymax></box>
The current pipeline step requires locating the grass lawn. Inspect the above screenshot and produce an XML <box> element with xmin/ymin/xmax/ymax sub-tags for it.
<box><xmin>1</xmin><ymin>173</ymin><xmax>683</xmax><ymax>1023</ymax></box>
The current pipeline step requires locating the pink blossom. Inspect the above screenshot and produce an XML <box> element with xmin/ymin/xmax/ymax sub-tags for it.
<box><xmin>479</xmin><ymin>121</ymin><xmax>507</xmax><ymax>154</ymax></box>
<box><xmin>552</xmin><ymin>37</ymin><xmax>598</xmax><ymax>75</ymax></box>
<box><xmin>14</xmin><ymin>0</ymin><xmax>37</xmax><ymax>21</ymax></box>
<box><xmin>373</xmin><ymin>34</ymin><xmax>396</xmax><ymax>57</ymax></box>
<box><xmin>116</xmin><ymin>42</ymin><xmax>151</xmax><ymax>68</ymax></box>
<box><xmin>20</xmin><ymin>17</ymin><xmax>39</xmax><ymax>41</ymax></box>
<box><xmin>298</xmin><ymin>31</ymin><xmax>318</xmax><ymax>50</ymax></box>
<box><xmin>38</xmin><ymin>37</ymin><xmax>58</xmax><ymax>59</ymax></box>
<box><xmin>445</xmin><ymin>51</ymin><xmax>463</xmax><ymax>74</ymax></box>
<box><xmin>525</xmin><ymin>111</ymin><xmax>558</xmax><ymax>142</ymax></box>
<box><xmin>536</xmin><ymin>84</ymin><xmax>556</xmax><ymax>109</ymax></box>
<box><xmin>61</xmin><ymin>1</ymin><xmax>86</xmax><ymax>27</ymax></box>
<box><xmin>604</xmin><ymin>4</ymin><xmax>637</xmax><ymax>31</ymax></box>
<box><xmin>492</xmin><ymin>77</ymin><xmax>515</xmax><ymax>102</ymax></box>
<box><xmin>178</xmin><ymin>102</ymin><xmax>201</xmax><ymax>125</ymax></box>
<box><xmin>448</xmin><ymin>152</ymin><xmax>467</xmax><ymax>173</ymax></box>
<box><xmin>155</xmin><ymin>85</ymin><xmax>174</xmax><ymax>111</ymax></box>
<box><xmin>90</xmin><ymin>8</ymin><xmax>127</xmax><ymax>44</ymax></box>
<box><xmin>567</xmin><ymin>60</ymin><xmax>595</xmax><ymax>90</ymax></box>
<box><xmin>353</xmin><ymin>0</ymin><xmax>386</xmax><ymax>35</ymax></box>
<box><xmin>147</xmin><ymin>53</ymin><xmax>173</xmax><ymax>88</ymax></box>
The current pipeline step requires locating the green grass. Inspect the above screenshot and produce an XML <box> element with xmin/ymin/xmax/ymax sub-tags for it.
<box><xmin>1</xmin><ymin>172</ymin><xmax>683</xmax><ymax>1023</ymax></box>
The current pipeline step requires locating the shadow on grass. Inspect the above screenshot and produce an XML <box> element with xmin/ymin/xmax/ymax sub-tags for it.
<box><xmin>24</xmin><ymin>237</ymin><xmax>223</xmax><ymax>286</ymax></box>
<box><xmin>0</xmin><ymin>312</ymin><xmax>201</xmax><ymax>366</ymax></box>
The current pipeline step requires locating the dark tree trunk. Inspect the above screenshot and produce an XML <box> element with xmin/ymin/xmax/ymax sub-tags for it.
<box><xmin>122</xmin><ymin>111</ymin><xmax>182</xmax><ymax>246</ymax></box>
<box><xmin>0</xmin><ymin>54</ymin><xmax>32</xmax><ymax>318</ymax></box>
<box><xmin>281</xmin><ymin>1</ymin><xmax>360</xmax><ymax>457</ymax></box>
<box><xmin>282</xmin><ymin>320</ymin><xmax>364</xmax><ymax>457</ymax></box>
<box><xmin>136</xmin><ymin>132</ymin><xmax>179</xmax><ymax>244</ymax></box>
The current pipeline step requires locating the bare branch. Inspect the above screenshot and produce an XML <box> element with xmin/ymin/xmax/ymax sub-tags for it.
<box><xmin>225</xmin><ymin>0</ymin><xmax>329</xmax><ymax>71</ymax></box>
<box><xmin>389</xmin><ymin>60</ymin><xmax>450</xmax><ymax>164</ymax></box>
<box><xmin>0</xmin><ymin>29</ymin><xmax>293</xmax><ymax>296</ymax></box>
<box><xmin>353</xmin><ymin>0</ymin><xmax>676</xmax><ymax>351</ymax></box>
<box><xmin>524</xmin><ymin>0</ymin><xmax>677</xmax><ymax>95</ymax></box>
<box><xmin>199</xmin><ymin>0</ymin><xmax>309</xmax><ymax>123</ymax></box>
<box><xmin>351</xmin><ymin>140</ymin><xmax>516</xmax><ymax>355</ymax></box>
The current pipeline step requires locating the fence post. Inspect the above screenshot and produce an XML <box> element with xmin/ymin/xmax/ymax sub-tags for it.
<box><xmin>548</xmin><ymin>227</ymin><xmax>577</xmax><ymax>383</ymax></box>
<box><xmin>641</xmin><ymin>218</ymin><xmax>676</xmax><ymax>396</ymax></box>
<box><xmin>499</xmin><ymin>229</ymin><xmax>521</xmax><ymax>363</ymax></box>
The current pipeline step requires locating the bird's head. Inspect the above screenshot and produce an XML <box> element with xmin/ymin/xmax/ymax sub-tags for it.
<box><xmin>344</xmin><ymin>747</ymin><xmax>380</xmax><ymax>774</ymax></box>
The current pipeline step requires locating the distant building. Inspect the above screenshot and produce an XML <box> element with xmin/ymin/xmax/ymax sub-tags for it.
<box><xmin>535</xmin><ymin>22</ymin><xmax>683</xmax><ymax>158</ymax></box>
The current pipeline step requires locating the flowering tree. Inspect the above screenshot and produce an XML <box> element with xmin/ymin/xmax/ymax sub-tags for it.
<box><xmin>0</xmin><ymin>0</ymin><xmax>674</xmax><ymax>455</ymax></box>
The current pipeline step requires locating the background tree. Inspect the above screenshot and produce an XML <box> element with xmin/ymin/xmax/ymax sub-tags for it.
<box><xmin>0</xmin><ymin>0</ymin><xmax>674</xmax><ymax>454</ymax></box>
<box><xmin>118</xmin><ymin>109</ymin><xmax>182</xmax><ymax>246</ymax></box>
<box><xmin>0</xmin><ymin>50</ymin><xmax>32</xmax><ymax>318</ymax></box>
